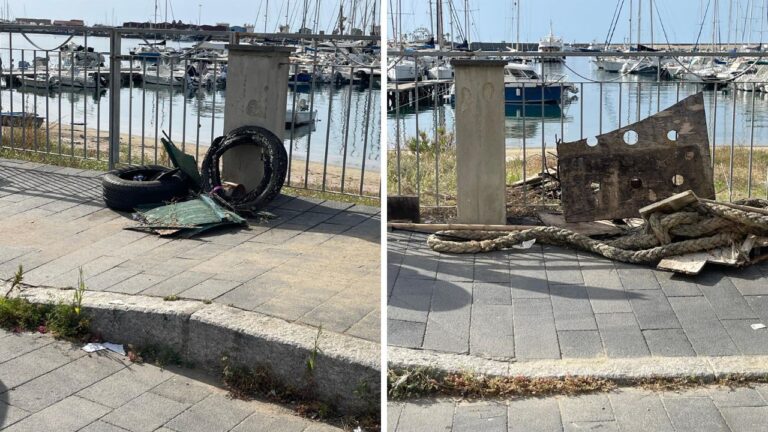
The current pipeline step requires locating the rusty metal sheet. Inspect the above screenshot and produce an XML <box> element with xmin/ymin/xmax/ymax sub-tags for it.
<box><xmin>557</xmin><ymin>93</ymin><xmax>715</xmax><ymax>222</ymax></box>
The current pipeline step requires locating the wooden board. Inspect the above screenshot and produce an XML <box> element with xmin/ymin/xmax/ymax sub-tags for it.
<box><xmin>557</xmin><ymin>93</ymin><xmax>715</xmax><ymax>222</ymax></box>
<box><xmin>639</xmin><ymin>191</ymin><xmax>699</xmax><ymax>219</ymax></box>
<box><xmin>658</xmin><ymin>253</ymin><xmax>708</xmax><ymax>275</ymax></box>
<box><xmin>537</xmin><ymin>212</ymin><xmax>624</xmax><ymax>237</ymax></box>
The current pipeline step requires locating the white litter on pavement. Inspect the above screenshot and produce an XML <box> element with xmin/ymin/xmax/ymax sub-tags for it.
<box><xmin>82</xmin><ymin>342</ymin><xmax>126</xmax><ymax>355</ymax></box>
<box><xmin>513</xmin><ymin>239</ymin><xmax>537</xmax><ymax>250</ymax></box>
<box><xmin>751</xmin><ymin>323</ymin><xmax>767</xmax><ymax>330</ymax></box>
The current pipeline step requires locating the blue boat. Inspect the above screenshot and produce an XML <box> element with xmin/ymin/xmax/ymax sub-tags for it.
<box><xmin>503</xmin><ymin>63</ymin><xmax>571</xmax><ymax>104</ymax></box>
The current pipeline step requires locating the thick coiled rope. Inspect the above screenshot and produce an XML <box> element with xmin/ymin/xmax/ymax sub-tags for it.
<box><xmin>427</xmin><ymin>199</ymin><xmax>768</xmax><ymax>265</ymax></box>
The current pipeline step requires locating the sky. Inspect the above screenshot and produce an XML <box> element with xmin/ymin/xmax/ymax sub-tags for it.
<box><xmin>2</xmin><ymin>0</ymin><xmax>378</xmax><ymax>34</ymax></box>
<box><xmin>391</xmin><ymin>0</ymin><xmax>768</xmax><ymax>44</ymax></box>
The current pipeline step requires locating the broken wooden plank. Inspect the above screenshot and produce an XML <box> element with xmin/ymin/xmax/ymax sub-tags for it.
<box><xmin>387</xmin><ymin>222</ymin><xmax>539</xmax><ymax>231</ymax></box>
<box><xmin>657</xmin><ymin>252</ymin><xmax>708</xmax><ymax>275</ymax></box>
<box><xmin>537</xmin><ymin>212</ymin><xmax>624</xmax><ymax>237</ymax></box>
<box><xmin>639</xmin><ymin>190</ymin><xmax>699</xmax><ymax>219</ymax></box>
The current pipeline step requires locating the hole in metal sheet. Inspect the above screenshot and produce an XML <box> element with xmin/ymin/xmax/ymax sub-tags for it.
<box><xmin>630</xmin><ymin>177</ymin><xmax>643</xmax><ymax>189</ymax></box>
<box><xmin>672</xmin><ymin>174</ymin><xmax>685</xmax><ymax>186</ymax></box>
<box><xmin>623</xmin><ymin>130</ymin><xmax>639</xmax><ymax>145</ymax></box>
<box><xmin>586</xmin><ymin>136</ymin><xmax>599</xmax><ymax>147</ymax></box>
<box><xmin>668</xmin><ymin>130</ymin><xmax>678</xmax><ymax>141</ymax></box>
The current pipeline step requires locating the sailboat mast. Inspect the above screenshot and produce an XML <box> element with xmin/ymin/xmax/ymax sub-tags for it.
<box><xmin>464</xmin><ymin>0</ymin><xmax>469</xmax><ymax>44</ymax></box>
<box><xmin>649</xmin><ymin>0</ymin><xmax>654</xmax><ymax>49</ymax></box>
<box><xmin>264</xmin><ymin>0</ymin><xmax>269</xmax><ymax>32</ymax></box>
<box><xmin>629</xmin><ymin>0</ymin><xmax>633</xmax><ymax>47</ymax></box>
<box><xmin>637</xmin><ymin>0</ymin><xmax>642</xmax><ymax>46</ymax></box>
<box><xmin>429</xmin><ymin>0</ymin><xmax>434</xmax><ymax>38</ymax></box>
<box><xmin>516</xmin><ymin>0</ymin><xmax>521</xmax><ymax>51</ymax></box>
<box><xmin>436</xmin><ymin>0</ymin><xmax>444</xmax><ymax>48</ymax></box>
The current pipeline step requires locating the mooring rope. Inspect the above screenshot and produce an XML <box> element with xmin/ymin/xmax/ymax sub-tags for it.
<box><xmin>426</xmin><ymin>199</ymin><xmax>768</xmax><ymax>265</ymax></box>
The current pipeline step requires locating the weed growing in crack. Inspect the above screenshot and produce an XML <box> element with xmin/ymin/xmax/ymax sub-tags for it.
<box><xmin>3</xmin><ymin>265</ymin><xmax>24</xmax><ymax>298</ymax></box>
<box><xmin>0</xmin><ymin>265</ymin><xmax>90</xmax><ymax>340</ymax></box>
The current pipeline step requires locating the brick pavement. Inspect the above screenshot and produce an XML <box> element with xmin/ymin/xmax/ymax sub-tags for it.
<box><xmin>388</xmin><ymin>230</ymin><xmax>768</xmax><ymax>360</ymax></box>
<box><xmin>389</xmin><ymin>385</ymin><xmax>768</xmax><ymax>431</ymax></box>
<box><xmin>0</xmin><ymin>329</ymin><xmax>341</xmax><ymax>432</ymax></box>
<box><xmin>0</xmin><ymin>159</ymin><xmax>380</xmax><ymax>342</ymax></box>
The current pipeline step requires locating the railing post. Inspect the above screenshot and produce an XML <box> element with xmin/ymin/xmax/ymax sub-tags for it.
<box><xmin>451</xmin><ymin>59</ymin><xmax>507</xmax><ymax>224</ymax></box>
<box><xmin>108</xmin><ymin>28</ymin><xmax>121</xmax><ymax>169</ymax></box>
<box><xmin>221</xmin><ymin>45</ymin><xmax>293</xmax><ymax>190</ymax></box>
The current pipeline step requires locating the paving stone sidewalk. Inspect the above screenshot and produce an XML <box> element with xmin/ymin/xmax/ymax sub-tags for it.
<box><xmin>0</xmin><ymin>329</ymin><xmax>341</xmax><ymax>431</ymax></box>
<box><xmin>388</xmin><ymin>230</ymin><xmax>768</xmax><ymax>360</ymax></box>
<box><xmin>389</xmin><ymin>384</ymin><xmax>768</xmax><ymax>431</ymax></box>
<box><xmin>0</xmin><ymin>159</ymin><xmax>380</xmax><ymax>342</ymax></box>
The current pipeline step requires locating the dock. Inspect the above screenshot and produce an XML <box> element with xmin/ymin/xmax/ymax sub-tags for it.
<box><xmin>387</xmin><ymin>79</ymin><xmax>453</xmax><ymax>110</ymax></box>
<box><xmin>1</xmin><ymin>67</ymin><xmax>147</xmax><ymax>87</ymax></box>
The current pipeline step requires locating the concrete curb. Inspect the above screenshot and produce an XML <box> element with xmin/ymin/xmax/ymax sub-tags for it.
<box><xmin>15</xmin><ymin>286</ymin><xmax>380</xmax><ymax>415</ymax></box>
<box><xmin>389</xmin><ymin>346</ymin><xmax>768</xmax><ymax>382</ymax></box>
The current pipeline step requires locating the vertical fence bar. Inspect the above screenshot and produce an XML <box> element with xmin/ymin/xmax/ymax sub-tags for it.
<box><xmin>303</xmin><ymin>40</ymin><xmax>319</xmax><ymax>189</ymax></box>
<box><xmin>414</xmin><ymin>59</ymin><xmax>421</xmax><ymax>202</ymax></box>
<box><xmin>209</xmin><ymin>61</ymin><xmax>218</xmax><ymax>152</ymax></box>
<box><xmin>69</xmin><ymin>49</ymin><xmax>75</xmax><ymax>158</ymax></box>
<box><xmin>168</xmin><ymin>57</ymin><xmax>174</xmax><ymax>142</ymax></box>
<box><xmin>141</xmin><ymin>60</ymin><xmax>147</xmax><ymax>164</ymax></box>
<box><xmin>321</xmin><ymin>66</ymin><xmax>335</xmax><ymax>191</ymax></box>
<box><xmin>181</xmin><ymin>58</ymin><xmax>188</xmax><ymax>152</ymax></box>
<box><xmin>340</xmin><ymin>66</ymin><xmax>355</xmax><ymax>194</ymax></box>
<box><xmin>82</xmin><ymin>33</ymin><xmax>88</xmax><ymax>158</ymax></box>
<box><xmin>712</xmin><ymin>83</ymin><xmax>718</xmax><ymax>169</ymax></box>
<box><xmin>636</xmin><ymin>81</ymin><xmax>641</xmax><ymax>123</ymax></box>
<box><xmin>8</xmin><ymin>34</ymin><xmax>12</xmax><ymax>150</ymax></box>
<box><xmin>579</xmin><ymin>82</ymin><xmax>583</xmax><ymax>139</ymax></box>
<box><xmin>154</xmin><ymin>62</ymin><xmax>160</xmax><ymax>163</ymax></box>
<box><xmin>395</xmin><ymin>72</ymin><xmax>402</xmax><ymax>195</ymax></box>
<box><xmin>33</xmin><ymin>49</ymin><xmax>39</xmax><ymax>150</ymax></box>
<box><xmin>57</xmin><ymin>49</ymin><xmax>62</xmax><ymax>155</ymax></box>
<box><xmin>618</xmin><ymin>81</ymin><xmax>622</xmax><ymax>128</ymax></box>
<box><xmin>95</xmin><ymin>60</ymin><xmax>101</xmax><ymax>160</ymax></box>
<box><xmin>128</xmin><ymin>55</ymin><xmax>133</xmax><ymax>164</ymax></box>
<box><xmin>360</xmin><ymin>66</ymin><xmax>374</xmax><ymax>196</ymax></box>
<box><xmin>108</xmin><ymin>29</ymin><xmax>121</xmax><ymax>168</ymax></box>
<box><xmin>45</xmin><ymin>51</ymin><xmax>50</xmax><ymax>153</ymax></box>
<box><xmin>433</xmin><ymin>73</ymin><xmax>439</xmax><ymax>206</ymax></box>
<box><xmin>729</xmin><ymin>89</ymin><xmax>737</xmax><ymax>201</ymax></box>
<box><xmin>748</xmin><ymin>83</ymin><xmax>756</xmax><ymax>197</ymax></box>
<box><xmin>287</xmin><ymin>61</ymin><xmax>300</xmax><ymax>186</ymax></box>
<box><xmin>598</xmin><ymin>81</ymin><xmax>603</xmax><ymax>134</ymax></box>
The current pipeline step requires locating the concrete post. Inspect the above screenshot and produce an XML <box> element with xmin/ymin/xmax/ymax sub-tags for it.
<box><xmin>450</xmin><ymin>59</ymin><xmax>507</xmax><ymax>224</ymax></box>
<box><xmin>222</xmin><ymin>45</ymin><xmax>293</xmax><ymax>189</ymax></box>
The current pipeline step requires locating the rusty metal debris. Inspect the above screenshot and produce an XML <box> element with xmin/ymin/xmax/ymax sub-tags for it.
<box><xmin>557</xmin><ymin>93</ymin><xmax>715</xmax><ymax>223</ymax></box>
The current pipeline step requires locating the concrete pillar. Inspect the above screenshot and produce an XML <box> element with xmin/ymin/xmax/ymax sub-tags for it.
<box><xmin>222</xmin><ymin>45</ymin><xmax>293</xmax><ymax>189</ymax></box>
<box><xmin>451</xmin><ymin>59</ymin><xmax>507</xmax><ymax>224</ymax></box>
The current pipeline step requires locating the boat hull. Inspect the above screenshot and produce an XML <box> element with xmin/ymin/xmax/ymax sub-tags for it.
<box><xmin>504</xmin><ymin>84</ymin><xmax>563</xmax><ymax>104</ymax></box>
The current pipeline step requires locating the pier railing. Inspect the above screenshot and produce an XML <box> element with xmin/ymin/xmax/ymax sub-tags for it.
<box><xmin>387</xmin><ymin>50</ymin><xmax>768</xmax><ymax>216</ymax></box>
<box><xmin>0</xmin><ymin>25</ymin><xmax>381</xmax><ymax>198</ymax></box>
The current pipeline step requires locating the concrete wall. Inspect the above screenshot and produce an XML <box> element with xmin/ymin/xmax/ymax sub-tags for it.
<box><xmin>451</xmin><ymin>59</ymin><xmax>508</xmax><ymax>224</ymax></box>
<box><xmin>221</xmin><ymin>45</ymin><xmax>292</xmax><ymax>189</ymax></box>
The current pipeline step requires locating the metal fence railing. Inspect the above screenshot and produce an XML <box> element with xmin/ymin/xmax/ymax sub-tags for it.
<box><xmin>387</xmin><ymin>50</ymin><xmax>768</xmax><ymax>211</ymax></box>
<box><xmin>0</xmin><ymin>24</ymin><xmax>381</xmax><ymax>198</ymax></box>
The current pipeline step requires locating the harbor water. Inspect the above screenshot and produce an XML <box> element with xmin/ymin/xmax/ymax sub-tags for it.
<box><xmin>388</xmin><ymin>57</ymin><xmax>768</xmax><ymax>151</ymax></box>
<box><xmin>0</xmin><ymin>32</ymin><xmax>381</xmax><ymax>171</ymax></box>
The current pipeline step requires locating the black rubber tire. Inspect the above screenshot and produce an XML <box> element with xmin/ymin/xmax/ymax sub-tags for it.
<box><xmin>102</xmin><ymin>165</ymin><xmax>189</xmax><ymax>211</ymax></box>
<box><xmin>201</xmin><ymin>126</ymin><xmax>288</xmax><ymax>210</ymax></box>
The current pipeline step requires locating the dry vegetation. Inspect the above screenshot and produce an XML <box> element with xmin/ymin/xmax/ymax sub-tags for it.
<box><xmin>388</xmin><ymin>129</ymin><xmax>768</xmax><ymax>220</ymax></box>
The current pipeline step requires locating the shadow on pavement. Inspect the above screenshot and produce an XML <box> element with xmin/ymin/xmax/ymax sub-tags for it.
<box><xmin>0</xmin><ymin>379</ymin><xmax>6</xmax><ymax>427</ymax></box>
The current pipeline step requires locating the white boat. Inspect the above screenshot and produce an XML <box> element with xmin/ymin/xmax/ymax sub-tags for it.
<box><xmin>20</xmin><ymin>75</ymin><xmax>57</xmax><ymax>89</ymax></box>
<box><xmin>60</xmin><ymin>42</ymin><xmax>105</xmax><ymax>69</ymax></box>
<box><xmin>57</xmin><ymin>70</ymin><xmax>107</xmax><ymax>89</ymax></box>
<box><xmin>537</xmin><ymin>23</ymin><xmax>564</xmax><ymax>63</ymax></box>
<box><xmin>593</xmin><ymin>57</ymin><xmax>625</xmax><ymax>73</ymax></box>
<box><xmin>428</xmin><ymin>64</ymin><xmax>453</xmax><ymax>80</ymax></box>
<box><xmin>143</xmin><ymin>66</ymin><xmax>187</xmax><ymax>86</ymax></box>
<box><xmin>387</xmin><ymin>59</ymin><xmax>418</xmax><ymax>82</ymax></box>
<box><xmin>285</xmin><ymin>99</ymin><xmax>317</xmax><ymax>127</ymax></box>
